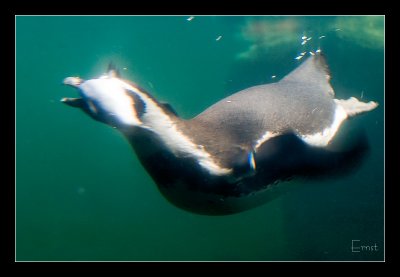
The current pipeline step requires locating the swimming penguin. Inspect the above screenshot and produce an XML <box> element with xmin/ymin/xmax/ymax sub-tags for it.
<box><xmin>62</xmin><ymin>54</ymin><xmax>378</xmax><ymax>215</ymax></box>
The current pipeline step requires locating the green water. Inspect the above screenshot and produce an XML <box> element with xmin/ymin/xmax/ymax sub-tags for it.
<box><xmin>16</xmin><ymin>16</ymin><xmax>384</xmax><ymax>261</ymax></box>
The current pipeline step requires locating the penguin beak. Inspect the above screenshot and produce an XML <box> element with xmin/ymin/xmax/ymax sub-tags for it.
<box><xmin>60</xmin><ymin>97</ymin><xmax>84</xmax><ymax>108</ymax></box>
<box><xmin>61</xmin><ymin>77</ymin><xmax>84</xmax><ymax>108</ymax></box>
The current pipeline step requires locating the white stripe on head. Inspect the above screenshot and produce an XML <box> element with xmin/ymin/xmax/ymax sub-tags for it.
<box><xmin>80</xmin><ymin>78</ymin><xmax>142</xmax><ymax>126</ymax></box>
<box><xmin>117</xmin><ymin>79</ymin><xmax>232</xmax><ymax>176</ymax></box>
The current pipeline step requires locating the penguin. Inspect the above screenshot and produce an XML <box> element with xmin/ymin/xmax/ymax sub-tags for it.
<box><xmin>61</xmin><ymin>54</ymin><xmax>378</xmax><ymax>215</ymax></box>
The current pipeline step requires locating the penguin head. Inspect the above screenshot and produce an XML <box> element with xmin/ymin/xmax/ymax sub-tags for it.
<box><xmin>61</xmin><ymin>66</ymin><xmax>148</xmax><ymax>129</ymax></box>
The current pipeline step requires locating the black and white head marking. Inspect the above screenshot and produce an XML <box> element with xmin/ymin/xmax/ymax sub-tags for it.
<box><xmin>62</xmin><ymin>71</ymin><xmax>232</xmax><ymax>176</ymax></box>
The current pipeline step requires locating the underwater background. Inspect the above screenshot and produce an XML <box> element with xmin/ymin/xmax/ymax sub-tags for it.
<box><xmin>16</xmin><ymin>16</ymin><xmax>384</xmax><ymax>261</ymax></box>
